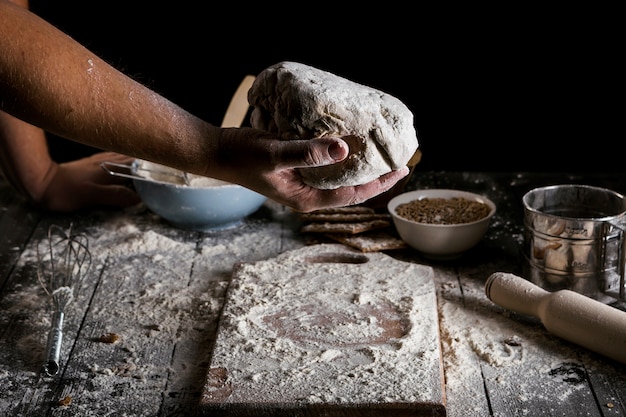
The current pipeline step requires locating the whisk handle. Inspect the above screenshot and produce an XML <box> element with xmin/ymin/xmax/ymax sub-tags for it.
<box><xmin>42</xmin><ymin>311</ymin><xmax>64</xmax><ymax>376</ymax></box>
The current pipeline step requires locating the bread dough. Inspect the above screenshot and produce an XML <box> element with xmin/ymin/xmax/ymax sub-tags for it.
<box><xmin>248</xmin><ymin>61</ymin><xmax>419</xmax><ymax>189</ymax></box>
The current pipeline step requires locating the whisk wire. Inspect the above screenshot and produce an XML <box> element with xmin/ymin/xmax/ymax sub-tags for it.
<box><xmin>36</xmin><ymin>223</ymin><xmax>92</xmax><ymax>376</ymax></box>
<box><xmin>38</xmin><ymin>224</ymin><xmax>91</xmax><ymax>297</ymax></box>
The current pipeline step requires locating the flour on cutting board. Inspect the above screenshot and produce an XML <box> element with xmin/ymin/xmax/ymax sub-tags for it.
<box><xmin>203</xmin><ymin>243</ymin><xmax>444</xmax><ymax>407</ymax></box>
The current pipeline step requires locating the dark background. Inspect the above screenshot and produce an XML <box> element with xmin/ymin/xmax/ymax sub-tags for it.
<box><xmin>29</xmin><ymin>2</ymin><xmax>619</xmax><ymax>172</ymax></box>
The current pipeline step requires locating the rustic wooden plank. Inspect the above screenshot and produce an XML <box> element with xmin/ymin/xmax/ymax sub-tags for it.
<box><xmin>430</xmin><ymin>263</ymin><xmax>492</xmax><ymax>417</ymax></box>
<box><xmin>482</xmin><ymin>359</ymin><xmax>603</xmax><ymax>417</ymax></box>
<box><xmin>40</xmin><ymin>213</ymin><xmax>200</xmax><ymax>416</ymax></box>
<box><xmin>3</xmin><ymin>172</ymin><xmax>626</xmax><ymax>417</ymax></box>
<box><xmin>0</xmin><ymin>182</ymin><xmax>41</xmax><ymax>287</ymax></box>
<box><xmin>0</xmin><ymin>201</ymin><xmax>303</xmax><ymax>417</ymax></box>
<box><xmin>161</xmin><ymin>201</ymin><xmax>304</xmax><ymax>416</ymax></box>
<box><xmin>454</xmin><ymin>258</ymin><xmax>626</xmax><ymax>417</ymax></box>
<box><xmin>0</xmin><ymin>275</ymin><xmax>58</xmax><ymax>417</ymax></box>
<box><xmin>0</xmin><ymin>216</ymin><xmax>92</xmax><ymax>417</ymax></box>
<box><xmin>456</xmin><ymin>261</ymin><xmax>602</xmax><ymax>417</ymax></box>
<box><xmin>581</xmin><ymin>349</ymin><xmax>626</xmax><ymax>417</ymax></box>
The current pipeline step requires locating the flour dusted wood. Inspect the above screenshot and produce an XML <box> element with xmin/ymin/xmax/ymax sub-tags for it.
<box><xmin>200</xmin><ymin>244</ymin><xmax>445</xmax><ymax>416</ymax></box>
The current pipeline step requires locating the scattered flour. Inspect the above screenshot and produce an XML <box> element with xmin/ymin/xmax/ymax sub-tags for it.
<box><xmin>1</xmin><ymin>191</ymin><xmax>622</xmax><ymax>417</ymax></box>
<box><xmin>0</xmin><ymin>212</ymin><xmax>229</xmax><ymax>416</ymax></box>
<box><xmin>203</xmin><ymin>243</ymin><xmax>444</xmax><ymax>408</ymax></box>
<box><xmin>435</xmin><ymin>269</ymin><xmax>591</xmax><ymax>416</ymax></box>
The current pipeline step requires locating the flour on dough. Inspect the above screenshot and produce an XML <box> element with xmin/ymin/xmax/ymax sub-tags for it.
<box><xmin>248</xmin><ymin>61</ymin><xmax>419</xmax><ymax>189</ymax></box>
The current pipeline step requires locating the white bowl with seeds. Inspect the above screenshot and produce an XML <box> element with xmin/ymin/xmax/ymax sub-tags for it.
<box><xmin>387</xmin><ymin>189</ymin><xmax>496</xmax><ymax>259</ymax></box>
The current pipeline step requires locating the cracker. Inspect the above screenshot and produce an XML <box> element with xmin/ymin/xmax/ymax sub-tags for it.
<box><xmin>300</xmin><ymin>219</ymin><xmax>390</xmax><ymax>234</ymax></box>
<box><xmin>310</xmin><ymin>206</ymin><xmax>375</xmax><ymax>214</ymax></box>
<box><xmin>301</xmin><ymin>213</ymin><xmax>391</xmax><ymax>223</ymax></box>
<box><xmin>325</xmin><ymin>231</ymin><xmax>408</xmax><ymax>252</ymax></box>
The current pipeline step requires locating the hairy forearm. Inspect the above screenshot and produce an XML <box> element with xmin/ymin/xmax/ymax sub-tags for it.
<box><xmin>0</xmin><ymin>111</ymin><xmax>57</xmax><ymax>200</ymax></box>
<box><xmin>0</xmin><ymin>1</ymin><xmax>217</xmax><ymax>175</ymax></box>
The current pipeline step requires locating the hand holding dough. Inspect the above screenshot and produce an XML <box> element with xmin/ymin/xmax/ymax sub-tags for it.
<box><xmin>248</xmin><ymin>62</ymin><xmax>419</xmax><ymax>189</ymax></box>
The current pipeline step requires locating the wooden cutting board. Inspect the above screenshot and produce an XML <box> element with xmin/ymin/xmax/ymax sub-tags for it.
<box><xmin>200</xmin><ymin>244</ymin><xmax>446</xmax><ymax>417</ymax></box>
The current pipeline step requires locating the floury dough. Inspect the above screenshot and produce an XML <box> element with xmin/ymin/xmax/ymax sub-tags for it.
<box><xmin>248</xmin><ymin>61</ymin><xmax>419</xmax><ymax>189</ymax></box>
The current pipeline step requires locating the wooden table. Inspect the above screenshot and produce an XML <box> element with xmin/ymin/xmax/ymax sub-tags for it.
<box><xmin>1</xmin><ymin>171</ymin><xmax>625</xmax><ymax>417</ymax></box>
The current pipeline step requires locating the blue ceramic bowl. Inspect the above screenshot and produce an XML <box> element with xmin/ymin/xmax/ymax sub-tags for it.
<box><xmin>132</xmin><ymin>160</ymin><xmax>267</xmax><ymax>231</ymax></box>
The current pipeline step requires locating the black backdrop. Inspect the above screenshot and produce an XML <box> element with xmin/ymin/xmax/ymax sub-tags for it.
<box><xmin>29</xmin><ymin>2</ymin><xmax>618</xmax><ymax>172</ymax></box>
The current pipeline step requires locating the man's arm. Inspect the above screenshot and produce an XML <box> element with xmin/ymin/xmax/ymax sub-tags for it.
<box><xmin>0</xmin><ymin>0</ymin><xmax>408</xmax><ymax>212</ymax></box>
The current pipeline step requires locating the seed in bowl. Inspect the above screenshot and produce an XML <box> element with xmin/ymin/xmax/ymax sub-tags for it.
<box><xmin>395</xmin><ymin>197</ymin><xmax>491</xmax><ymax>225</ymax></box>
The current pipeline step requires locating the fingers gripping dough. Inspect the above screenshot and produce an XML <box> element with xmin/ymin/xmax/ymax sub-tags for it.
<box><xmin>248</xmin><ymin>61</ymin><xmax>419</xmax><ymax>189</ymax></box>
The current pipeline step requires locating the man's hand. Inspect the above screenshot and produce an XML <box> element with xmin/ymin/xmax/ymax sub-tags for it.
<box><xmin>211</xmin><ymin>128</ymin><xmax>410</xmax><ymax>213</ymax></box>
<box><xmin>39</xmin><ymin>152</ymin><xmax>140</xmax><ymax>212</ymax></box>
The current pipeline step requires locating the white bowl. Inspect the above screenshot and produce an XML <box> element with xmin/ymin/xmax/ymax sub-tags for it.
<box><xmin>387</xmin><ymin>189</ymin><xmax>496</xmax><ymax>259</ymax></box>
<box><xmin>131</xmin><ymin>160</ymin><xmax>267</xmax><ymax>231</ymax></box>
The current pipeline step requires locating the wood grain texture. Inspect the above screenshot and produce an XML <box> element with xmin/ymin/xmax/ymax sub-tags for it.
<box><xmin>1</xmin><ymin>174</ymin><xmax>625</xmax><ymax>417</ymax></box>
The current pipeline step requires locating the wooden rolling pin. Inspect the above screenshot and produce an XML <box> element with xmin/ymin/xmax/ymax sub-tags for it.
<box><xmin>485</xmin><ymin>272</ymin><xmax>626</xmax><ymax>364</ymax></box>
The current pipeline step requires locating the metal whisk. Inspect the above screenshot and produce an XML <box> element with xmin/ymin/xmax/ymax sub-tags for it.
<box><xmin>37</xmin><ymin>224</ymin><xmax>92</xmax><ymax>376</ymax></box>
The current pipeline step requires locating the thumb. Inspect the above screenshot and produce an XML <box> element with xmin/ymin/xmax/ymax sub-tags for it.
<box><xmin>275</xmin><ymin>137</ymin><xmax>349</xmax><ymax>169</ymax></box>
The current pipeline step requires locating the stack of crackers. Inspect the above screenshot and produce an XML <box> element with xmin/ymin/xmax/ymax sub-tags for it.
<box><xmin>299</xmin><ymin>206</ymin><xmax>407</xmax><ymax>252</ymax></box>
